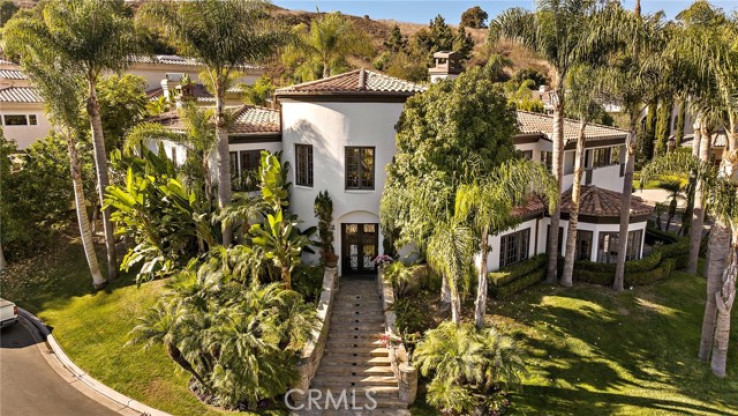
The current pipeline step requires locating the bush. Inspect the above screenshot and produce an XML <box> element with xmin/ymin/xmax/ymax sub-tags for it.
<box><xmin>293</xmin><ymin>265</ymin><xmax>324</xmax><ymax>303</ymax></box>
<box><xmin>488</xmin><ymin>255</ymin><xmax>547</xmax><ymax>299</ymax></box>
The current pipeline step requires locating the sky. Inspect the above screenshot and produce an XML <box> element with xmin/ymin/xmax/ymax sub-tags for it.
<box><xmin>272</xmin><ymin>1</ymin><xmax>738</xmax><ymax>25</ymax></box>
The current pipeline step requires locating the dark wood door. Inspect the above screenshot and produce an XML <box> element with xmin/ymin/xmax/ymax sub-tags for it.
<box><xmin>341</xmin><ymin>223</ymin><xmax>379</xmax><ymax>275</ymax></box>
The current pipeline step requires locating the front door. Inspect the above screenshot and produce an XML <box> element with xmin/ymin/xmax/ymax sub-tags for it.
<box><xmin>341</xmin><ymin>223</ymin><xmax>378</xmax><ymax>275</ymax></box>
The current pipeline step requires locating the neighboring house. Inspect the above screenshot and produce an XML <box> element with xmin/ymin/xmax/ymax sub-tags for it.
<box><xmin>127</xmin><ymin>55</ymin><xmax>263</xmax><ymax>91</ymax></box>
<box><xmin>149</xmin><ymin>65</ymin><xmax>653</xmax><ymax>276</ymax></box>
<box><xmin>0</xmin><ymin>61</ymin><xmax>50</xmax><ymax>150</ymax></box>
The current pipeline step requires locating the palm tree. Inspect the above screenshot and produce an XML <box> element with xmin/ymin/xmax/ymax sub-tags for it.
<box><xmin>141</xmin><ymin>0</ymin><xmax>287</xmax><ymax>245</ymax></box>
<box><xmin>456</xmin><ymin>159</ymin><xmax>557</xmax><ymax>328</ymax></box>
<box><xmin>4</xmin><ymin>0</ymin><xmax>141</xmax><ymax>280</ymax></box>
<box><xmin>490</xmin><ymin>0</ymin><xmax>598</xmax><ymax>283</ymax></box>
<box><xmin>295</xmin><ymin>12</ymin><xmax>372</xmax><ymax>79</ymax></box>
<box><xmin>4</xmin><ymin>34</ymin><xmax>106</xmax><ymax>288</ymax></box>
<box><xmin>560</xmin><ymin>64</ymin><xmax>606</xmax><ymax>287</ymax></box>
<box><xmin>427</xmin><ymin>219</ymin><xmax>473</xmax><ymax>325</ymax></box>
<box><xmin>658</xmin><ymin>180</ymin><xmax>686</xmax><ymax>233</ymax></box>
<box><xmin>588</xmin><ymin>2</ymin><xmax>667</xmax><ymax>291</ymax></box>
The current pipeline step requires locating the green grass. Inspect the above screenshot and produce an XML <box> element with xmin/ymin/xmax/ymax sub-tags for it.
<box><xmin>0</xmin><ymin>241</ymin><xmax>279</xmax><ymax>416</ymax></box>
<box><xmin>412</xmin><ymin>267</ymin><xmax>738</xmax><ymax>415</ymax></box>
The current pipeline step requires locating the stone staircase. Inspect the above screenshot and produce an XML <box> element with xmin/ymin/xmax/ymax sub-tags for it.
<box><xmin>300</xmin><ymin>278</ymin><xmax>409</xmax><ymax>416</ymax></box>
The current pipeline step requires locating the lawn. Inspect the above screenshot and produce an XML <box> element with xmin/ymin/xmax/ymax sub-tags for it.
<box><xmin>4</xmin><ymin>241</ymin><xmax>737</xmax><ymax>416</ymax></box>
<box><xmin>0</xmin><ymin>240</ymin><xmax>278</xmax><ymax>416</ymax></box>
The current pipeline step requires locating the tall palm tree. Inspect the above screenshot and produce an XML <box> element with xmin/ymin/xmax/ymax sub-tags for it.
<box><xmin>588</xmin><ymin>2</ymin><xmax>667</xmax><ymax>291</ymax></box>
<box><xmin>4</xmin><ymin>33</ymin><xmax>106</xmax><ymax>288</ymax></box>
<box><xmin>3</xmin><ymin>0</ymin><xmax>140</xmax><ymax>280</ymax></box>
<box><xmin>658</xmin><ymin>180</ymin><xmax>687</xmax><ymax>233</ymax></box>
<box><xmin>456</xmin><ymin>159</ymin><xmax>557</xmax><ymax>328</ymax></box>
<box><xmin>141</xmin><ymin>0</ymin><xmax>287</xmax><ymax>246</ymax></box>
<box><xmin>490</xmin><ymin>0</ymin><xmax>598</xmax><ymax>283</ymax></box>
<box><xmin>560</xmin><ymin>64</ymin><xmax>606</xmax><ymax>287</ymax></box>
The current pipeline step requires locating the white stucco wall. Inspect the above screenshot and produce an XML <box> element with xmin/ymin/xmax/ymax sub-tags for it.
<box><xmin>281</xmin><ymin>99</ymin><xmax>405</xmax><ymax>273</ymax></box>
<box><xmin>1</xmin><ymin>104</ymin><xmax>53</xmax><ymax>150</ymax></box>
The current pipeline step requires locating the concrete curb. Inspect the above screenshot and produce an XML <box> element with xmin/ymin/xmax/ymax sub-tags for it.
<box><xmin>18</xmin><ymin>307</ymin><xmax>173</xmax><ymax>416</ymax></box>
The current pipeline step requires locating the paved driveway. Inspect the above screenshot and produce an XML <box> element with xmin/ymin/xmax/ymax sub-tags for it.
<box><xmin>0</xmin><ymin>319</ymin><xmax>119</xmax><ymax>416</ymax></box>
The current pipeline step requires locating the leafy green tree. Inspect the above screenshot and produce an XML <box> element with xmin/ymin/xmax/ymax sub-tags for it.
<box><xmin>94</xmin><ymin>74</ymin><xmax>148</xmax><ymax>151</ymax></box>
<box><xmin>512</xmin><ymin>67</ymin><xmax>550</xmax><ymax>89</ymax></box>
<box><xmin>654</xmin><ymin>99</ymin><xmax>673</xmax><ymax>156</ymax></box>
<box><xmin>413</xmin><ymin>322</ymin><xmax>525</xmax><ymax>414</ymax></box>
<box><xmin>384</xmin><ymin>24</ymin><xmax>407</xmax><ymax>53</ymax></box>
<box><xmin>674</xmin><ymin>97</ymin><xmax>687</xmax><ymax>147</ymax></box>
<box><xmin>453</xmin><ymin>26</ymin><xmax>475</xmax><ymax>61</ymax></box>
<box><xmin>141</xmin><ymin>0</ymin><xmax>287</xmax><ymax>245</ymax></box>
<box><xmin>4</xmin><ymin>0</ymin><xmax>141</xmax><ymax>280</ymax></box>
<box><xmin>641</xmin><ymin>101</ymin><xmax>658</xmax><ymax>160</ymax></box>
<box><xmin>490</xmin><ymin>0</ymin><xmax>600</xmax><ymax>283</ymax></box>
<box><xmin>460</xmin><ymin>6</ymin><xmax>488</xmax><ymax>29</ymax></box>
<box><xmin>382</xmin><ymin>68</ymin><xmax>518</xmax><ymax>317</ymax></box>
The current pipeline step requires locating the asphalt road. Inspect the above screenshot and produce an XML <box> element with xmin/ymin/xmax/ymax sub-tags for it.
<box><xmin>0</xmin><ymin>319</ymin><xmax>119</xmax><ymax>416</ymax></box>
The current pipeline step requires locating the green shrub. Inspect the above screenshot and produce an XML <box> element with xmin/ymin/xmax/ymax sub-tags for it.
<box><xmin>488</xmin><ymin>255</ymin><xmax>547</xmax><ymax>299</ymax></box>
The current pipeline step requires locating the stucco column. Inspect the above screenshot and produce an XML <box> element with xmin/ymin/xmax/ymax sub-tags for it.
<box><xmin>398</xmin><ymin>362</ymin><xmax>418</xmax><ymax>404</ymax></box>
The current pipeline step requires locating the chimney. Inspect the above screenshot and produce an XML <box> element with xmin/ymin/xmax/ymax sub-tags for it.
<box><xmin>429</xmin><ymin>51</ymin><xmax>462</xmax><ymax>83</ymax></box>
<box><xmin>161</xmin><ymin>73</ymin><xmax>185</xmax><ymax>102</ymax></box>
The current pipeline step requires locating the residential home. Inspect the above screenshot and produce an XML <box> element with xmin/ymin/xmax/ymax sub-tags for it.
<box><xmin>150</xmin><ymin>63</ymin><xmax>653</xmax><ymax>276</ymax></box>
<box><xmin>0</xmin><ymin>60</ymin><xmax>50</xmax><ymax>150</ymax></box>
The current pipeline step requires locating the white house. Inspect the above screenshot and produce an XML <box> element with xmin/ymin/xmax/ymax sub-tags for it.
<box><xmin>150</xmin><ymin>66</ymin><xmax>654</xmax><ymax>276</ymax></box>
<box><xmin>0</xmin><ymin>61</ymin><xmax>52</xmax><ymax>150</ymax></box>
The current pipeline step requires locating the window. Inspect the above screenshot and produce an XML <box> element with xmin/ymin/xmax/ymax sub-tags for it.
<box><xmin>233</xmin><ymin>150</ymin><xmax>262</xmax><ymax>191</ymax></box>
<box><xmin>28</xmin><ymin>115</ymin><xmax>37</xmax><ymax>125</ymax></box>
<box><xmin>229</xmin><ymin>152</ymin><xmax>238</xmax><ymax>182</ymax></box>
<box><xmin>500</xmin><ymin>228</ymin><xmax>530</xmax><ymax>268</ymax></box>
<box><xmin>576</xmin><ymin>230</ymin><xmax>593</xmax><ymax>261</ymax></box>
<box><xmin>295</xmin><ymin>144</ymin><xmax>313</xmax><ymax>187</ymax></box>
<box><xmin>540</xmin><ymin>151</ymin><xmax>553</xmax><ymax>172</ymax></box>
<box><xmin>345</xmin><ymin>147</ymin><xmax>375</xmax><ymax>189</ymax></box>
<box><xmin>591</xmin><ymin>147</ymin><xmax>611</xmax><ymax>168</ymax></box>
<box><xmin>597</xmin><ymin>230</ymin><xmax>642</xmax><ymax>263</ymax></box>
<box><xmin>4</xmin><ymin>115</ymin><xmax>27</xmax><ymax>126</ymax></box>
<box><xmin>520</xmin><ymin>150</ymin><xmax>533</xmax><ymax>160</ymax></box>
<box><xmin>610</xmin><ymin>146</ymin><xmax>620</xmax><ymax>165</ymax></box>
<box><xmin>546</xmin><ymin>225</ymin><xmax>564</xmax><ymax>255</ymax></box>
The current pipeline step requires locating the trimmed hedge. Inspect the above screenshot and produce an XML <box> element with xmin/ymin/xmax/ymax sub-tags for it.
<box><xmin>489</xmin><ymin>237</ymin><xmax>688</xmax><ymax>298</ymax></box>
<box><xmin>489</xmin><ymin>255</ymin><xmax>547</xmax><ymax>299</ymax></box>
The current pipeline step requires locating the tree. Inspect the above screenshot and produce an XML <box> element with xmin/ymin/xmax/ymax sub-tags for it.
<box><xmin>490</xmin><ymin>0</ymin><xmax>599</xmax><ymax>284</ymax></box>
<box><xmin>11</xmin><ymin>43</ymin><xmax>106</xmax><ymax>287</ymax></box>
<box><xmin>381</xmin><ymin>68</ymin><xmax>518</xmax><ymax>308</ymax></box>
<box><xmin>4</xmin><ymin>0</ymin><xmax>141</xmax><ymax>280</ymax></box>
<box><xmin>658</xmin><ymin>180</ymin><xmax>686</xmax><ymax>232</ymax></box>
<box><xmin>560</xmin><ymin>64</ymin><xmax>607</xmax><ymax>288</ymax></box>
<box><xmin>289</xmin><ymin>12</ymin><xmax>372</xmax><ymax>79</ymax></box>
<box><xmin>95</xmin><ymin>74</ymin><xmax>148</xmax><ymax>151</ymax></box>
<box><xmin>242</xmin><ymin>75</ymin><xmax>275</xmax><ymax>107</ymax></box>
<box><xmin>142</xmin><ymin>0</ymin><xmax>287</xmax><ymax>245</ymax></box>
<box><xmin>674</xmin><ymin>97</ymin><xmax>687</xmax><ymax>148</ymax></box>
<box><xmin>654</xmin><ymin>99</ymin><xmax>673</xmax><ymax>156</ymax></box>
<box><xmin>456</xmin><ymin>159</ymin><xmax>557</xmax><ymax>327</ymax></box>
<box><xmin>453</xmin><ymin>26</ymin><xmax>475</xmax><ymax>61</ymax></box>
<box><xmin>461</xmin><ymin>6</ymin><xmax>488</xmax><ymax>29</ymax></box>
<box><xmin>384</xmin><ymin>24</ymin><xmax>407</xmax><ymax>53</ymax></box>
<box><xmin>587</xmin><ymin>2</ymin><xmax>667</xmax><ymax>292</ymax></box>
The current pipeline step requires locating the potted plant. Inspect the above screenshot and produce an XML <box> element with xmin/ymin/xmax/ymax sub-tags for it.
<box><xmin>314</xmin><ymin>191</ymin><xmax>338</xmax><ymax>268</ymax></box>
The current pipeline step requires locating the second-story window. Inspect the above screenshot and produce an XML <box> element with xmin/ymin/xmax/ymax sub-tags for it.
<box><xmin>345</xmin><ymin>147</ymin><xmax>375</xmax><ymax>190</ymax></box>
<box><xmin>295</xmin><ymin>144</ymin><xmax>313</xmax><ymax>187</ymax></box>
<box><xmin>592</xmin><ymin>147</ymin><xmax>612</xmax><ymax>167</ymax></box>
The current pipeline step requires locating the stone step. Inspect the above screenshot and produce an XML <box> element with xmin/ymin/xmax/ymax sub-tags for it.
<box><xmin>325</xmin><ymin>339</ymin><xmax>386</xmax><ymax>349</ymax></box>
<box><xmin>311</xmin><ymin>375</ymin><xmax>398</xmax><ymax>388</ymax></box>
<box><xmin>326</xmin><ymin>334</ymin><xmax>385</xmax><ymax>342</ymax></box>
<box><xmin>316</xmin><ymin>366</ymin><xmax>394</xmax><ymax>377</ymax></box>
<box><xmin>320</xmin><ymin>355</ymin><xmax>392</xmax><ymax>365</ymax></box>
<box><xmin>330</xmin><ymin>310</ymin><xmax>385</xmax><ymax>318</ymax></box>
<box><xmin>323</xmin><ymin>348</ymin><xmax>389</xmax><ymax>358</ymax></box>
<box><xmin>327</xmin><ymin>324</ymin><xmax>385</xmax><ymax>332</ymax></box>
<box><xmin>331</xmin><ymin>306</ymin><xmax>385</xmax><ymax>313</ymax></box>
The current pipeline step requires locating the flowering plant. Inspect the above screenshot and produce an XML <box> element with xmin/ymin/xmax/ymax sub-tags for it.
<box><xmin>378</xmin><ymin>332</ymin><xmax>403</xmax><ymax>349</ymax></box>
<box><xmin>373</xmin><ymin>254</ymin><xmax>393</xmax><ymax>267</ymax></box>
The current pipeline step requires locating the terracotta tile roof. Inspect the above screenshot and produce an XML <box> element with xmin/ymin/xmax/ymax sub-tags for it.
<box><xmin>561</xmin><ymin>185</ymin><xmax>653</xmax><ymax>218</ymax></box>
<box><xmin>0</xmin><ymin>69</ymin><xmax>26</xmax><ymax>80</ymax></box>
<box><xmin>184</xmin><ymin>83</ymin><xmax>243</xmax><ymax>103</ymax></box>
<box><xmin>517</xmin><ymin>111</ymin><xmax>628</xmax><ymax>142</ymax></box>
<box><xmin>0</xmin><ymin>86</ymin><xmax>42</xmax><ymax>103</ymax></box>
<box><xmin>274</xmin><ymin>69</ymin><xmax>427</xmax><ymax>97</ymax></box>
<box><xmin>148</xmin><ymin>104</ymin><xmax>279</xmax><ymax>135</ymax></box>
<box><xmin>512</xmin><ymin>195</ymin><xmax>547</xmax><ymax>220</ymax></box>
<box><xmin>146</xmin><ymin>87</ymin><xmax>164</xmax><ymax>100</ymax></box>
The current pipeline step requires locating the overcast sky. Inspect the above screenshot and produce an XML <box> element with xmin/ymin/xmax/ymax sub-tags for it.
<box><xmin>273</xmin><ymin>0</ymin><xmax>738</xmax><ymax>25</ymax></box>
